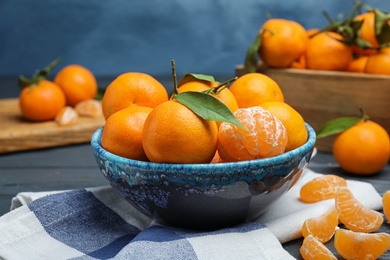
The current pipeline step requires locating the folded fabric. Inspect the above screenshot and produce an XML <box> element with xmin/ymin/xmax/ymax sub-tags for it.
<box><xmin>0</xmin><ymin>169</ymin><xmax>383</xmax><ymax>260</ymax></box>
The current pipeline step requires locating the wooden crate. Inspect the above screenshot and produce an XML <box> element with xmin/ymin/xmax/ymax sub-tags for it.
<box><xmin>236</xmin><ymin>64</ymin><xmax>390</xmax><ymax>152</ymax></box>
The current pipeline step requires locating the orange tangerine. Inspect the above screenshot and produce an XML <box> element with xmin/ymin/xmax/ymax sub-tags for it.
<box><xmin>301</xmin><ymin>207</ymin><xmax>339</xmax><ymax>243</ymax></box>
<box><xmin>300</xmin><ymin>174</ymin><xmax>347</xmax><ymax>203</ymax></box>
<box><xmin>300</xmin><ymin>234</ymin><xmax>337</xmax><ymax>260</ymax></box>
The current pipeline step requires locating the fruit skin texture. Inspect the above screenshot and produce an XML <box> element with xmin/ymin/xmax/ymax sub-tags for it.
<box><xmin>54</xmin><ymin>64</ymin><xmax>98</xmax><ymax>107</ymax></box>
<box><xmin>178</xmin><ymin>80</ymin><xmax>239</xmax><ymax>113</ymax></box>
<box><xmin>217</xmin><ymin>106</ymin><xmax>287</xmax><ymax>162</ymax></box>
<box><xmin>19</xmin><ymin>80</ymin><xmax>66</xmax><ymax>122</ymax></box>
<box><xmin>383</xmin><ymin>190</ymin><xmax>390</xmax><ymax>224</ymax></box>
<box><xmin>258</xmin><ymin>19</ymin><xmax>308</xmax><ymax>68</ymax></box>
<box><xmin>102</xmin><ymin>106</ymin><xmax>152</xmax><ymax>161</ymax></box>
<box><xmin>336</xmin><ymin>187</ymin><xmax>384</xmax><ymax>233</ymax></box>
<box><xmin>334</xmin><ymin>229</ymin><xmax>390</xmax><ymax>260</ymax></box>
<box><xmin>364</xmin><ymin>52</ymin><xmax>390</xmax><ymax>75</ymax></box>
<box><xmin>300</xmin><ymin>174</ymin><xmax>347</xmax><ymax>203</ymax></box>
<box><xmin>102</xmin><ymin>72</ymin><xmax>168</xmax><ymax>120</ymax></box>
<box><xmin>333</xmin><ymin>120</ymin><xmax>390</xmax><ymax>175</ymax></box>
<box><xmin>142</xmin><ymin>100</ymin><xmax>218</xmax><ymax>164</ymax></box>
<box><xmin>306</xmin><ymin>32</ymin><xmax>353</xmax><ymax>71</ymax></box>
<box><xmin>229</xmin><ymin>73</ymin><xmax>284</xmax><ymax>108</ymax></box>
<box><xmin>260</xmin><ymin>101</ymin><xmax>307</xmax><ymax>152</ymax></box>
<box><xmin>300</xmin><ymin>234</ymin><xmax>337</xmax><ymax>260</ymax></box>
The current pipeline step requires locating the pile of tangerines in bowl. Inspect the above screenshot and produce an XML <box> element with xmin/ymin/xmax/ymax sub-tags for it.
<box><xmin>244</xmin><ymin>1</ymin><xmax>390</xmax><ymax>75</ymax></box>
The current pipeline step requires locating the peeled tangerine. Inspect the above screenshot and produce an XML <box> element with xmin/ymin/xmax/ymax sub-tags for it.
<box><xmin>217</xmin><ymin>106</ymin><xmax>287</xmax><ymax>162</ymax></box>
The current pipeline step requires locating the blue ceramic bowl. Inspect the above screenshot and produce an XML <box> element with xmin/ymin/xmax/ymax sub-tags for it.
<box><xmin>91</xmin><ymin>123</ymin><xmax>316</xmax><ymax>230</ymax></box>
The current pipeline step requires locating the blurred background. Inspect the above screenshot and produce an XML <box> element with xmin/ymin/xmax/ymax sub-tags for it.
<box><xmin>1</xmin><ymin>0</ymin><xmax>388</xmax><ymax>96</ymax></box>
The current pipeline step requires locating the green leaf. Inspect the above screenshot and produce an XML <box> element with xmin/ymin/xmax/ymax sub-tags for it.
<box><xmin>243</xmin><ymin>34</ymin><xmax>261</xmax><ymax>74</ymax></box>
<box><xmin>174</xmin><ymin>91</ymin><xmax>246</xmax><ymax>130</ymax></box>
<box><xmin>177</xmin><ymin>73</ymin><xmax>215</xmax><ymax>87</ymax></box>
<box><xmin>316</xmin><ymin>117</ymin><xmax>361</xmax><ymax>139</ymax></box>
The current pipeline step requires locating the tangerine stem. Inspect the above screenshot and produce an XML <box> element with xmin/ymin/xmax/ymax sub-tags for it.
<box><xmin>359</xmin><ymin>107</ymin><xmax>370</xmax><ymax>122</ymax></box>
<box><xmin>171</xmin><ymin>59</ymin><xmax>178</xmax><ymax>95</ymax></box>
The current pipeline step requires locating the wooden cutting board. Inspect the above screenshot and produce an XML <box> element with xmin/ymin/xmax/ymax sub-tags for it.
<box><xmin>0</xmin><ymin>98</ymin><xmax>105</xmax><ymax>154</ymax></box>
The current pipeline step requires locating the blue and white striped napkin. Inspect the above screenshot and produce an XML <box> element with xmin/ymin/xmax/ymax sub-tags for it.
<box><xmin>0</xmin><ymin>169</ymin><xmax>383</xmax><ymax>260</ymax></box>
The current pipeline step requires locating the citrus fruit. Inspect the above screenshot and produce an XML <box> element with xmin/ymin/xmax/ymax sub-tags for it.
<box><xmin>55</xmin><ymin>106</ymin><xmax>79</xmax><ymax>126</ymax></box>
<box><xmin>258</xmin><ymin>19</ymin><xmax>308</xmax><ymax>68</ymax></box>
<box><xmin>333</xmin><ymin>120</ymin><xmax>390</xmax><ymax>175</ymax></box>
<box><xmin>347</xmin><ymin>55</ymin><xmax>368</xmax><ymax>73</ymax></box>
<box><xmin>352</xmin><ymin>11</ymin><xmax>379</xmax><ymax>56</ymax></box>
<box><xmin>300</xmin><ymin>174</ymin><xmax>347</xmax><ymax>203</ymax></box>
<box><xmin>305</xmin><ymin>32</ymin><xmax>353</xmax><ymax>71</ymax></box>
<box><xmin>300</xmin><ymin>234</ymin><xmax>337</xmax><ymax>260</ymax></box>
<box><xmin>383</xmin><ymin>190</ymin><xmax>390</xmax><ymax>224</ymax></box>
<box><xmin>364</xmin><ymin>52</ymin><xmax>390</xmax><ymax>75</ymax></box>
<box><xmin>334</xmin><ymin>229</ymin><xmax>390</xmax><ymax>260</ymax></box>
<box><xmin>301</xmin><ymin>207</ymin><xmax>339</xmax><ymax>243</ymax></box>
<box><xmin>335</xmin><ymin>187</ymin><xmax>384</xmax><ymax>233</ymax></box>
<box><xmin>178</xmin><ymin>80</ymin><xmax>239</xmax><ymax>113</ymax></box>
<box><xmin>142</xmin><ymin>100</ymin><xmax>218</xmax><ymax>164</ymax></box>
<box><xmin>102</xmin><ymin>106</ymin><xmax>153</xmax><ymax>161</ymax></box>
<box><xmin>54</xmin><ymin>64</ymin><xmax>98</xmax><ymax>107</ymax></box>
<box><xmin>229</xmin><ymin>73</ymin><xmax>284</xmax><ymax>108</ymax></box>
<box><xmin>74</xmin><ymin>99</ymin><xmax>103</xmax><ymax>118</ymax></box>
<box><xmin>19</xmin><ymin>80</ymin><xmax>66</xmax><ymax>122</ymax></box>
<box><xmin>217</xmin><ymin>106</ymin><xmax>287</xmax><ymax>162</ymax></box>
<box><xmin>102</xmin><ymin>72</ymin><xmax>168</xmax><ymax>120</ymax></box>
<box><xmin>260</xmin><ymin>101</ymin><xmax>307</xmax><ymax>151</ymax></box>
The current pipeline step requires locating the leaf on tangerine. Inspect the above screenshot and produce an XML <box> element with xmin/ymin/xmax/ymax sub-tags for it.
<box><xmin>177</xmin><ymin>73</ymin><xmax>215</xmax><ymax>87</ymax></box>
<box><xmin>316</xmin><ymin>117</ymin><xmax>361</xmax><ymax>139</ymax></box>
<box><xmin>174</xmin><ymin>91</ymin><xmax>247</xmax><ymax>130</ymax></box>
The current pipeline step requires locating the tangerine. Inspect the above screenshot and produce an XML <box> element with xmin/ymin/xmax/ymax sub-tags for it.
<box><xmin>55</xmin><ymin>106</ymin><xmax>79</xmax><ymax>126</ymax></box>
<box><xmin>334</xmin><ymin>229</ymin><xmax>390</xmax><ymax>260</ymax></box>
<box><xmin>217</xmin><ymin>106</ymin><xmax>287</xmax><ymax>162</ymax></box>
<box><xmin>19</xmin><ymin>80</ymin><xmax>66</xmax><ymax>122</ymax></box>
<box><xmin>142</xmin><ymin>100</ymin><xmax>218</xmax><ymax>164</ymax></box>
<box><xmin>364</xmin><ymin>52</ymin><xmax>390</xmax><ymax>75</ymax></box>
<box><xmin>300</xmin><ymin>174</ymin><xmax>347</xmax><ymax>203</ymax></box>
<box><xmin>260</xmin><ymin>101</ymin><xmax>307</xmax><ymax>151</ymax></box>
<box><xmin>352</xmin><ymin>12</ymin><xmax>379</xmax><ymax>56</ymax></box>
<box><xmin>102</xmin><ymin>72</ymin><xmax>168</xmax><ymax>120</ymax></box>
<box><xmin>258</xmin><ymin>19</ymin><xmax>308</xmax><ymax>68</ymax></box>
<box><xmin>178</xmin><ymin>80</ymin><xmax>239</xmax><ymax>113</ymax></box>
<box><xmin>74</xmin><ymin>99</ymin><xmax>103</xmax><ymax>118</ymax></box>
<box><xmin>102</xmin><ymin>106</ymin><xmax>153</xmax><ymax>161</ymax></box>
<box><xmin>300</xmin><ymin>234</ymin><xmax>337</xmax><ymax>260</ymax></box>
<box><xmin>301</xmin><ymin>207</ymin><xmax>339</xmax><ymax>243</ymax></box>
<box><xmin>347</xmin><ymin>55</ymin><xmax>368</xmax><ymax>73</ymax></box>
<box><xmin>54</xmin><ymin>64</ymin><xmax>98</xmax><ymax>107</ymax></box>
<box><xmin>305</xmin><ymin>32</ymin><xmax>352</xmax><ymax>71</ymax></box>
<box><xmin>229</xmin><ymin>73</ymin><xmax>284</xmax><ymax>108</ymax></box>
<box><xmin>333</xmin><ymin>120</ymin><xmax>390</xmax><ymax>175</ymax></box>
<box><xmin>335</xmin><ymin>187</ymin><xmax>384</xmax><ymax>233</ymax></box>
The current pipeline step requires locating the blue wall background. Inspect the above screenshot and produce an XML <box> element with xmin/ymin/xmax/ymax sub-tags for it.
<box><xmin>1</xmin><ymin>0</ymin><xmax>388</xmax><ymax>80</ymax></box>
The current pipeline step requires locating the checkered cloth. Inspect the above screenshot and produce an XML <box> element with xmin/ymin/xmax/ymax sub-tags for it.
<box><xmin>0</xmin><ymin>169</ymin><xmax>383</xmax><ymax>260</ymax></box>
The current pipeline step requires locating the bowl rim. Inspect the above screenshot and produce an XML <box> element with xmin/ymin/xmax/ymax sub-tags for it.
<box><xmin>91</xmin><ymin>123</ymin><xmax>316</xmax><ymax>170</ymax></box>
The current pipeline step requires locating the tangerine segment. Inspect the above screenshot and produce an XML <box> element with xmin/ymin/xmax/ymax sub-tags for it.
<box><xmin>300</xmin><ymin>174</ymin><xmax>347</xmax><ymax>203</ymax></box>
<box><xmin>302</xmin><ymin>207</ymin><xmax>339</xmax><ymax>243</ymax></box>
<box><xmin>217</xmin><ymin>106</ymin><xmax>287</xmax><ymax>162</ymax></box>
<box><xmin>334</xmin><ymin>229</ymin><xmax>390</xmax><ymax>260</ymax></box>
<box><xmin>300</xmin><ymin>234</ymin><xmax>337</xmax><ymax>260</ymax></box>
<box><xmin>55</xmin><ymin>106</ymin><xmax>79</xmax><ymax>126</ymax></box>
<box><xmin>74</xmin><ymin>99</ymin><xmax>103</xmax><ymax>118</ymax></box>
<box><xmin>336</xmin><ymin>187</ymin><xmax>384</xmax><ymax>233</ymax></box>
<box><xmin>383</xmin><ymin>190</ymin><xmax>390</xmax><ymax>223</ymax></box>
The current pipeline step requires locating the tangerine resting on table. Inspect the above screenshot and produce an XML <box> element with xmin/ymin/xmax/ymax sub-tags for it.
<box><xmin>335</xmin><ymin>187</ymin><xmax>383</xmax><ymax>233</ymax></box>
<box><xmin>142</xmin><ymin>100</ymin><xmax>218</xmax><ymax>164</ymax></box>
<box><xmin>332</xmin><ymin>120</ymin><xmax>390</xmax><ymax>175</ymax></box>
<box><xmin>54</xmin><ymin>64</ymin><xmax>98</xmax><ymax>107</ymax></box>
<box><xmin>217</xmin><ymin>106</ymin><xmax>287</xmax><ymax>162</ymax></box>
<box><xmin>301</xmin><ymin>207</ymin><xmax>339</xmax><ymax>243</ymax></box>
<box><xmin>102</xmin><ymin>106</ymin><xmax>153</xmax><ymax>161</ymax></box>
<box><xmin>102</xmin><ymin>72</ymin><xmax>168</xmax><ymax>120</ymax></box>
<box><xmin>229</xmin><ymin>73</ymin><xmax>284</xmax><ymax>108</ymax></box>
<box><xmin>300</xmin><ymin>234</ymin><xmax>337</xmax><ymax>260</ymax></box>
<box><xmin>299</xmin><ymin>174</ymin><xmax>347</xmax><ymax>203</ymax></box>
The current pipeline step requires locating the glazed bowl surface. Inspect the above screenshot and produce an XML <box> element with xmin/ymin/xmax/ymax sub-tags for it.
<box><xmin>91</xmin><ymin>123</ymin><xmax>316</xmax><ymax>230</ymax></box>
